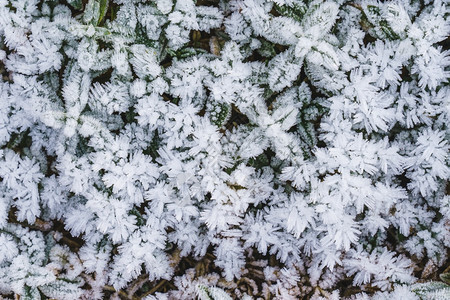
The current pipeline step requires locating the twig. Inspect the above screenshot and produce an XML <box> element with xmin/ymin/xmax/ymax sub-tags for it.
<box><xmin>127</xmin><ymin>275</ymin><xmax>149</xmax><ymax>298</ymax></box>
<box><xmin>103</xmin><ymin>285</ymin><xmax>134</xmax><ymax>300</ymax></box>
<box><xmin>140</xmin><ymin>279</ymin><xmax>167</xmax><ymax>298</ymax></box>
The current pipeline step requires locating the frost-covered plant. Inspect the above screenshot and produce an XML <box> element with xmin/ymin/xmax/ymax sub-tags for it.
<box><xmin>0</xmin><ymin>224</ymin><xmax>84</xmax><ymax>299</ymax></box>
<box><xmin>0</xmin><ymin>0</ymin><xmax>449</xmax><ymax>298</ymax></box>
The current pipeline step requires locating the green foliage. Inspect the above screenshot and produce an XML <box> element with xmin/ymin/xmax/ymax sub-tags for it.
<box><xmin>144</xmin><ymin>131</ymin><xmax>162</xmax><ymax>162</ymax></box>
<box><xmin>39</xmin><ymin>278</ymin><xmax>84</xmax><ymax>299</ymax></box>
<box><xmin>66</xmin><ymin>0</ymin><xmax>83</xmax><ymax>10</ymax></box>
<box><xmin>129</xmin><ymin>207</ymin><xmax>145</xmax><ymax>226</ymax></box>
<box><xmin>440</xmin><ymin>272</ymin><xmax>450</xmax><ymax>285</ymax></box>
<box><xmin>248</xmin><ymin>152</ymin><xmax>270</xmax><ymax>169</ymax></box>
<box><xmin>6</xmin><ymin>130</ymin><xmax>32</xmax><ymax>152</ymax></box>
<box><xmin>83</xmin><ymin>0</ymin><xmax>110</xmax><ymax>26</ymax></box>
<box><xmin>275</xmin><ymin>2</ymin><xmax>308</xmax><ymax>23</ymax></box>
<box><xmin>362</xmin><ymin>5</ymin><xmax>401</xmax><ymax>40</ymax></box>
<box><xmin>257</xmin><ymin>39</ymin><xmax>277</xmax><ymax>58</ymax></box>
<box><xmin>412</xmin><ymin>281</ymin><xmax>450</xmax><ymax>300</ymax></box>
<box><xmin>207</xmin><ymin>102</ymin><xmax>232</xmax><ymax>128</ymax></box>
<box><xmin>1</xmin><ymin>0</ymin><xmax>449</xmax><ymax>298</ymax></box>
<box><xmin>22</xmin><ymin>286</ymin><xmax>41</xmax><ymax>300</ymax></box>
<box><xmin>166</xmin><ymin>47</ymin><xmax>209</xmax><ymax>60</ymax></box>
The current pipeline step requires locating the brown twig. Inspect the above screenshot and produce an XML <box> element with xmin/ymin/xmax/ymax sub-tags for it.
<box><xmin>127</xmin><ymin>275</ymin><xmax>149</xmax><ymax>298</ymax></box>
<box><xmin>103</xmin><ymin>285</ymin><xmax>136</xmax><ymax>300</ymax></box>
<box><xmin>140</xmin><ymin>279</ymin><xmax>167</xmax><ymax>298</ymax></box>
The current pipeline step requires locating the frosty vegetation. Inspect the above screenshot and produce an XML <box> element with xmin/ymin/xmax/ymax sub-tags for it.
<box><xmin>0</xmin><ymin>0</ymin><xmax>449</xmax><ymax>299</ymax></box>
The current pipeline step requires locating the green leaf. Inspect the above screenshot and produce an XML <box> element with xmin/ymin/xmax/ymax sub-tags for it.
<box><xmin>440</xmin><ymin>273</ymin><xmax>450</xmax><ymax>285</ymax></box>
<box><xmin>98</xmin><ymin>0</ymin><xmax>109</xmax><ymax>25</ymax></box>
<box><xmin>412</xmin><ymin>281</ymin><xmax>449</xmax><ymax>297</ymax></box>
<box><xmin>39</xmin><ymin>278</ymin><xmax>83</xmax><ymax>299</ymax></box>
<box><xmin>6</xmin><ymin>130</ymin><xmax>30</xmax><ymax>150</ymax></box>
<box><xmin>362</xmin><ymin>4</ymin><xmax>400</xmax><ymax>40</ymax></box>
<box><xmin>166</xmin><ymin>47</ymin><xmax>208</xmax><ymax>59</ymax></box>
<box><xmin>248</xmin><ymin>153</ymin><xmax>270</xmax><ymax>168</ymax></box>
<box><xmin>275</xmin><ymin>2</ymin><xmax>307</xmax><ymax>22</ymax></box>
<box><xmin>66</xmin><ymin>0</ymin><xmax>83</xmax><ymax>10</ymax></box>
<box><xmin>129</xmin><ymin>208</ymin><xmax>145</xmax><ymax>226</ymax></box>
<box><xmin>257</xmin><ymin>39</ymin><xmax>277</xmax><ymax>58</ymax></box>
<box><xmin>208</xmin><ymin>102</ymin><xmax>232</xmax><ymax>127</ymax></box>
<box><xmin>83</xmin><ymin>0</ymin><xmax>99</xmax><ymax>25</ymax></box>
<box><xmin>144</xmin><ymin>131</ymin><xmax>162</xmax><ymax>162</ymax></box>
<box><xmin>178</xmin><ymin>47</ymin><xmax>208</xmax><ymax>59</ymax></box>
<box><xmin>22</xmin><ymin>286</ymin><xmax>41</xmax><ymax>300</ymax></box>
<box><xmin>83</xmin><ymin>0</ymin><xmax>109</xmax><ymax>26</ymax></box>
